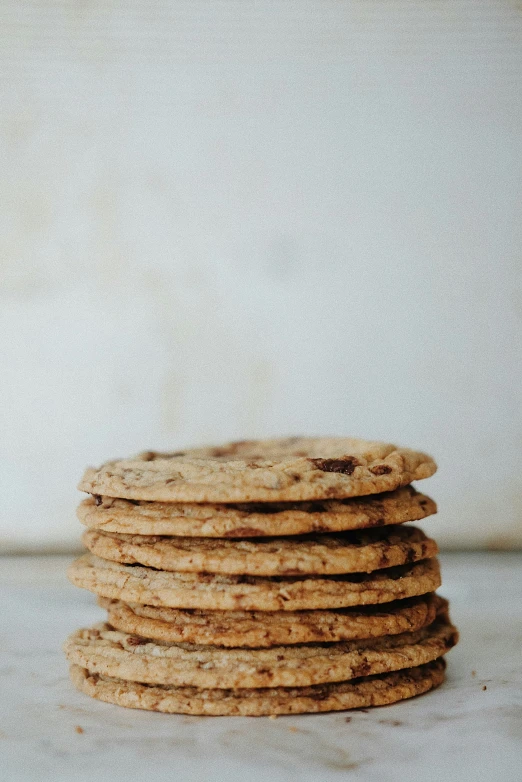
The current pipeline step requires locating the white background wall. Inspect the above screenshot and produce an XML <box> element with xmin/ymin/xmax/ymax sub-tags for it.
<box><xmin>1</xmin><ymin>1</ymin><xmax>521</xmax><ymax>551</ymax></box>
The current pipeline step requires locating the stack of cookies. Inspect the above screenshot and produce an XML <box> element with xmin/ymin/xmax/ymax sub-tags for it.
<box><xmin>65</xmin><ymin>437</ymin><xmax>458</xmax><ymax>716</ymax></box>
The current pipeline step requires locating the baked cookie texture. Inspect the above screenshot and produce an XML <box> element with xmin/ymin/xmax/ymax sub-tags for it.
<box><xmin>69</xmin><ymin>659</ymin><xmax>447</xmax><ymax>716</ymax></box>
<box><xmin>68</xmin><ymin>553</ymin><xmax>442</xmax><ymax>611</ymax></box>
<box><xmin>66</xmin><ymin>436</ymin><xmax>457</xmax><ymax>715</ymax></box>
<box><xmin>81</xmin><ymin>525</ymin><xmax>438</xmax><ymax>576</ymax></box>
<box><xmin>77</xmin><ymin>486</ymin><xmax>436</xmax><ymax>537</ymax></box>
<box><xmin>78</xmin><ymin>437</ymin><xmax>437</xmax><ymax>503</ymax></box>
<box><xmin>99</xmin><ymin>594</ymin><xmax>442</xmax><ymax>647</ymax></box>
<box><xmin>64</xmin><ymin>611</ymin><xmax>457</xmax><ymax>689</ymax></box>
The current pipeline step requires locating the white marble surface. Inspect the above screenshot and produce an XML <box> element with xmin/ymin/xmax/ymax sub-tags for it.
<box><xmin>1</xmin><ymin>553</ymin><xmax>521</xmax><ymax>782</ymax></box>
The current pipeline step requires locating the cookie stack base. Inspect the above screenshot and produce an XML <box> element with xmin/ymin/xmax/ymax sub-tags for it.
<box><xmin>70</xmin><ymin>659</ymin><xmax>447</xmax><ymax>716</ymax></box>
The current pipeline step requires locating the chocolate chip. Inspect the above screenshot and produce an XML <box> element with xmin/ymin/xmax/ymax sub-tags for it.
<box><xmin>353</xmin><ymin>661</ymin><xmax>372</xmax><ymax>677</ymax></box>
<box><xmin>126</xmin><ymin>636</ymin><xmax>148</xmax><ymax>646</ymax></box>
<box><xmin>310</xmin><ymin>457</ymin><xmax>360</xmax><ymax>475</ymax></box>
<box><xmin>93</xmin><ymin>495</ymin><xmax>103</xmax><ymax>506</ymax></box>
<box><xmin>210</xmin><ymin>447</ymin><xmax>233</xmax><ymax>457</ymax></box>
<box><xmin>370</xmin><ymin>464</ymin><xmax>392</xmax><ymax>475</ymax></box>
<box><xmin>310</xmin><ymin>685</ymin><xmax>332</xmax><ymax>701</ymax></box>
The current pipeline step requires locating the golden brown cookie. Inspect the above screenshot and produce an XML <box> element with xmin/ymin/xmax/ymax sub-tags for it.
<box><xmin>78</xmin><ymin>437</ymin><xmax>436</xmax><ymax>503</ymax></box>
<box><xmin>82</xmin><ymin>525</ymin><xmax>438</xmax><ymax>576</ymax></box>
<box><xmin>63</xmin><ymin>612</ymin><xmax>457</xmax><ymax>689</ymax></box>
<box><xmin>67</xmin><ymin>553</ymin><xmax>441</xmax><ymax>611</ymax></box>
<box><xmin>69</xmin><ymin>658</ymin><xmax>447</xmax><ymax>715</ymax></box>
<box><xmin>99</xmin><ymin>594</ymin><xmax>442</xmax><ymax>647</ymax></box>
<box><xmin>77</xmin><ymin>487</ymin><xmax>436</xmax><ymax>537</ymax></box>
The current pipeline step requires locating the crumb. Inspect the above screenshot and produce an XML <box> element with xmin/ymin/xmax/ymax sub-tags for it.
<box><xmin>288</xmin><ymin>726</ymin><xmax>299</xmax><ymax>733</ymax></box>
<box><xmin>75</xmin><ymin>726</ymin><xmax>84</xmax><ymax>734</ymax></box>
<box><xmin>58</xmin><ymin>705</ymin><xmax>66</xmax><ymax>709</ymax></box>
<box><xmin>269</xmin><ymin>714</ymin><xmax>278</xmax><ymax>720</ymax></box>
<box><xmin>471</xmin><ymin>671</ymin><xmax>476</xmax><ymax>677</ymax></box>
<box><xmin>345</xmin><ymin>717</ymin><xmax>352</xmax><ymax>723</ymax></box>
<box><xmin>482</xmin><ymin>685</ymin><xmax>487</xmax><ymax>691</ymax></box>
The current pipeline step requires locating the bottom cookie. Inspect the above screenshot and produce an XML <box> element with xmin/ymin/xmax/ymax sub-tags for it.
<box><xmin>69</xmin><ymin>658</ymin><xmax>446</xmax><ymax>716</ymax></box>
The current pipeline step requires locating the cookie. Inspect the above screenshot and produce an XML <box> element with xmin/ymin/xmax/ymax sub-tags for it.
<box><xmin>77</xmin><ymin>486</ymin><xmax>436</xmax><ymax>538</ymax></box>
<box><xmin>69</xmin><ymin>658</ymin><xmax>446</xmax><ymax>715</ymax></box>
<box><xmin>63</xmin><ymin>610</ymin><xmax>456</xmax><ymax>689</ymax></box>
<box><xmin>67</xmin><ymin>553</ymin><xmax>441</xmax><ymax>611</ymax></box>
<box><xmin>78</xmin><ymin>437</ymin><xmax>436</xmax><ymax>503</ymax></box>
<box><xmin>82</xmin><ymin>525</ymin><xmax>438</xmax><ymax>576</ymax></box>
<box><xmin>100</xmin><ymin>593</ymin><xmax>442</xmax><ymax>647</ymax></box>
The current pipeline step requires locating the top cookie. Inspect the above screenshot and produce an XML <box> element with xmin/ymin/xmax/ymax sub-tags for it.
<box><xmin>78</xmin><ymin>437</ymin><xmax>436</xmax><ymax>503</ymax></box>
